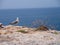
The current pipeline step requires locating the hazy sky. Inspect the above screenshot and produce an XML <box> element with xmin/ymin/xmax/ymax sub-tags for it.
<box><xmin>0</xmin><ymin>0</ymin><xmax>60</xmax><ymax>9</ymax></box>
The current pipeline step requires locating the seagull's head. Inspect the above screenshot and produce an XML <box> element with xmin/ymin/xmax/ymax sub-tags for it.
<box><xmin>16</xmin><ymin>17</ymin><xmax>19</xmax><ymax>22</ymax></box>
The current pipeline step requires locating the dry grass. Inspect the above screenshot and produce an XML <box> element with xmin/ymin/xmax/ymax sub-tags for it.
<box><xmin>36</xmin><ymin>25</ymin><xmax>49</xmax><ymax>31</ymax></box>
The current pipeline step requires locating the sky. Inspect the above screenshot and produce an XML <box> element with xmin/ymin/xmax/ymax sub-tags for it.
<box><xmin>0</xmin><ymin>0</ymin><xmax>60</xmax><ymax>9</ymax></box>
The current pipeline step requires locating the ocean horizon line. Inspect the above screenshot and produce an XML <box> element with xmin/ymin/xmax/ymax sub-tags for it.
<box><xmin>0</xmin><ymin>7</ymin><xmax>60</xmax><ymax>10</ymax></box>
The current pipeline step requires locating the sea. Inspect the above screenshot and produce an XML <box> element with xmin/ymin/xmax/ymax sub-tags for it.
<box><xmin>0</xmin><ymin>7</ymin><xmax>60</xmax><ymax>30</ymax></box>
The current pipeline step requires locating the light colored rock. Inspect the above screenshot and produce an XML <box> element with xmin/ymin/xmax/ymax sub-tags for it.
<box><xmin>0</xmin><ymin>26</ymin><xmax>60</xmax><ymax>45</ymax></box>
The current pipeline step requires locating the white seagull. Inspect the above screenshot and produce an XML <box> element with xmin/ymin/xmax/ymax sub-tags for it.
<box><xmin>10</xmin><ymin>17</ymin><xmax>19</xmax><ymax>25</ymax></box>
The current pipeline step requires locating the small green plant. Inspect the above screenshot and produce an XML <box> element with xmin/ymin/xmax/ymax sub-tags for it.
<box><xmin>17</xmin><ymin>30</ymin><xmax>28</xmax><ymax>33</ymax></box>
<box><xmin>53</xmin><ymin>32</ymin><xmax>58</xmax><ymax>35</ymax></box>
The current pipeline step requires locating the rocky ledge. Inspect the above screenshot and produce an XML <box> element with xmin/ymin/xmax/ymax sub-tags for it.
<box><xmin>0</xmin><ymin>25</ymin><xmax>60</xmax><ymax>45</ymax></box>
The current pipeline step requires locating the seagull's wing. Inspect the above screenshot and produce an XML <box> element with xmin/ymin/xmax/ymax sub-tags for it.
<box><xmin>9</xmin><ymin>20</ymin><xmax>17</xmax><ymax>25</ymax></box>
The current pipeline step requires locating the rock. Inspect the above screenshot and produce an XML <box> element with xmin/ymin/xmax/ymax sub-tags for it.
<box><xmin>0</xmin><ymin>23</ymin><xmax>4</xmax><ymax>28</ymax></box>
<box><xmin>0</xmin><ymin>26</ymin><xmax>60</xmax><ymax>45</ymax></box>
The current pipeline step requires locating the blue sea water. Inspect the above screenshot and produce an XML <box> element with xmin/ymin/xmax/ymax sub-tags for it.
<box><xmin>0</xmin><ymin>8</ymin><xmax>60</xmax><ymax>30</ymax></box>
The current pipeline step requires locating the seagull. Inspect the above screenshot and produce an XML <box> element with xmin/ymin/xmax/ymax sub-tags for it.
<box><xmin>9</xmin><ymin>17</ymin><xmax>19</xmax><ymax>25</ymax></box>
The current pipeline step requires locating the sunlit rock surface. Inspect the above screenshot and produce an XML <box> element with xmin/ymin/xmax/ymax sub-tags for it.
<box><xmin>0</xmin><ymin>25</ymin><xmax>60</xmax><ymax>45</ymax></box>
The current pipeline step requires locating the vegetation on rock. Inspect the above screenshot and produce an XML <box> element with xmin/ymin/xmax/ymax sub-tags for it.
<box><xmin>36</xmin><ymin>25</ymin><xmax>49</xmax><ymax>31</ymax></box>
<box><xmin>17</xmin><ymin>30</ymin><xmax>28</xmax><ymax>33</ymax></box>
